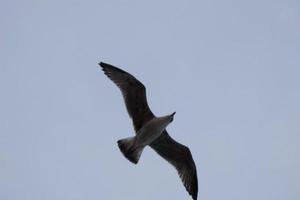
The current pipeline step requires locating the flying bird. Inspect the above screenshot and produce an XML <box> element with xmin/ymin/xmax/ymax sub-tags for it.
<box><xmin>99</xmin><ymin>62</ymin><xmax>198</xmax><ymax>200</ymax></box>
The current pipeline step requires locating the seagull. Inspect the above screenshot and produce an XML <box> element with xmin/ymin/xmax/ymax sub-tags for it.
<box><xmin>99</xmin><ymin>62</ymin><xmax>198</xmax><ymax>200</ymax></box>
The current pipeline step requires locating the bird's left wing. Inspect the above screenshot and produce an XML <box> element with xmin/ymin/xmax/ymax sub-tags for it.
<box><xmin>100</xmin><ymin>62</ymin><xmax>155</xmax><ymax>132</ymax></box>
<box><xmin>150</xmin><ymin>130</ymin><xmax>198</xmax><ymax>200</ymax></box>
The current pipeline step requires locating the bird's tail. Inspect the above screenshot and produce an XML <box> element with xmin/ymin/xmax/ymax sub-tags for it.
<box><xmin>117</xmin><ymin>137</ymin><xmax>144</xmax><ymax>164</ymax></box>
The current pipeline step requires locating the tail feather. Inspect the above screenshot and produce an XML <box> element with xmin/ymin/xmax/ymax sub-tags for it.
<box><xmin>117</xmin><ymin>137</ymin><xmax>144</xmax><ymax>164</ymax></box>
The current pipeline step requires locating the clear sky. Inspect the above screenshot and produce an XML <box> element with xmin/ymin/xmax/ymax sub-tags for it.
<box><xmin>1</xmin><ymin>0</ymin><xmax>299</xmax><ymax>200</ymax></box>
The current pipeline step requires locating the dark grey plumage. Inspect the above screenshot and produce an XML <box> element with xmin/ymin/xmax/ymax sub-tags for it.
<box><xmin>100</xmin><ymin>62</ymin><xmax>198</xmax><ymax>200</ymax></box>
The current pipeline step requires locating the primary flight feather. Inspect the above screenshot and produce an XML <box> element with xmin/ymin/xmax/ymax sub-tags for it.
<box><xmin>100</xmin><ymin>62</ymin><xmax>198</xmax><ymax>200</ymax></box>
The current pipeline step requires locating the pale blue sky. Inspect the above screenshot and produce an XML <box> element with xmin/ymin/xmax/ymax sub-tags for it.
<box><xmin>1</xmin><ymin>0</ymin><xmax>299</xmax><ymax>199</ymax></box>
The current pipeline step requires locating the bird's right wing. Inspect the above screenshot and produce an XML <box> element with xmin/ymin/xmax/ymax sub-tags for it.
<box><xmin>150</xmin><ymin>130</ymin><xmax>198</xmax><ymax>200</ymax></box>
<box><xmin>100</xmin><ymin>62</ymin><xmax>155</xmax><ymax>132</ymax></box>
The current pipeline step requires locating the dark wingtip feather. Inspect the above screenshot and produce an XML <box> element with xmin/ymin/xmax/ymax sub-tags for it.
<box><xmin>99</xmin><ymin>62</ymin><xmax>113</xmax><ymax>78</ymax></box>
<box><xmin>99</xmin><ymin>62</ymin><xmax>108</xmax><ymax>67</ymax></box>
<box><xmin>99</xmin><ymin>62</ymin><xmax>109</xmax><ymax>71</ymax></box>
<box><xmin>99</xmin><ymin>62</ymin><xmax>128</xmax><ymax>75</ymax></box>
<box><xmin>188</xmin><ymin>172</ymin><xmax>198</xmax><ymax>199</ymax></box>
<box><xmin>99</xmin><ymin>62</ymin><xmax>114</xmax><ymax>71</ymax></box>
<box><xmin>191</xmin><ymin>187</ymin><xmax>198</xmax><ymax>200</ymax></box>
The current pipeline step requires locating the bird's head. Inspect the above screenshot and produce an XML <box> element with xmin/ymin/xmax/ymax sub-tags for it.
<box><xmin>169</xmin><ymin>111</ymin><xmax>176</xmax><ymax>123</ymax></box>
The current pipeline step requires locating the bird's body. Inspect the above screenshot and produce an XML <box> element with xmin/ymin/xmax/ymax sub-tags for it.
<box><xmin>100</xmin><ymin>62</ymin><xmax>198</xmax><ymax>200</ymax></box>
<box><xmin>117</xmin><ymin>114</ymin><xmax>175</xmax><ymax>164</ymax></box>
<box><xmin>135</xmin><ymin>114</ymin><xmax>174</xmax><ymax>147</ymax></box>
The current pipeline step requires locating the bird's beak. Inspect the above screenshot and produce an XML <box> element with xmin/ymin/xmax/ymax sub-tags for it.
<box><xmin>171</xmin><ymin>112</ymin><xmax>176</xmax><ymax>117</ymax></box>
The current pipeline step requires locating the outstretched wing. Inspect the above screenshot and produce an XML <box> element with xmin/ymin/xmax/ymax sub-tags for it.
<box><xmin>150</xmin><ymin>130</ymin><xmax>198</xmax><ymax>200</ymax></box>
<box><xmin>100</xmin><ymin>62</ymin><xmax>155</xmax><ymax>132</ymax></box>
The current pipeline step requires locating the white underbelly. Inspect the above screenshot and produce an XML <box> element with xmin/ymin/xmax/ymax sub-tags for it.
<box><xmin>135</xmin><ymin>118</ymin><xmax>167</xmax><ymax>147</ymax></box>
